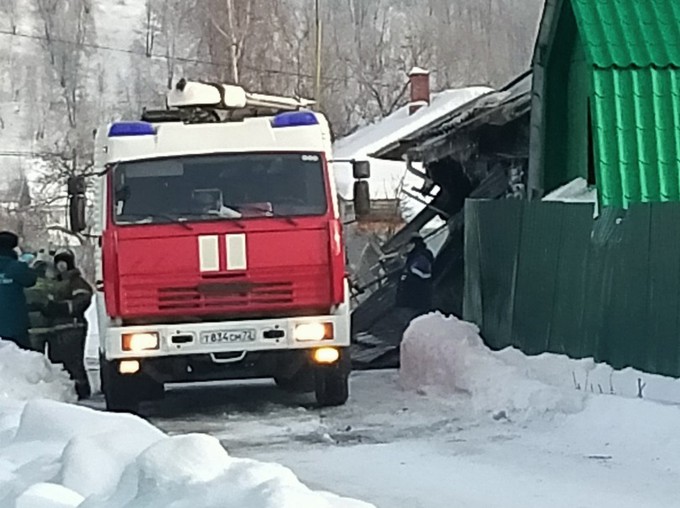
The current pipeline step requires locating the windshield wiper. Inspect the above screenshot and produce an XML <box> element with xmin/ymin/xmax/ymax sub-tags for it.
<box><xmin>265</xmin><ymin>212</ymin><xmax>298</xmax><ymax>226</ymax></box>
<box><xmin>172</xmin><ymin>212</ymin><xmax>246</xmax><ymax>230</ymax></box>
<box><xmin>118</xmin><ymin>213</ymin><xmax>193</xmax><ymax>230</ymax></box>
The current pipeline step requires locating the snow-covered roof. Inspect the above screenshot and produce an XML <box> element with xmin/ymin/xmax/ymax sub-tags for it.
<box><xmin>333</xmin><ymin>87</ymin><xmax>492</xmax><ymax>201</ymax></box>
<box><xmin>334</xmin><ymin>87</ymin><xmax>492</xmax><ymax>161</ymax></box>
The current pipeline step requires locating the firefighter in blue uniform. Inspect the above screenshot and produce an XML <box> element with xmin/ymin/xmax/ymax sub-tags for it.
<box><xmin>396</xmin><ymin>234</ymin><xmax>434</xmax><ymax>314</ymax></box>
<box><xmin>0</xmin><ymin>231</ymin><xmax>37</xmax><ymax>349</ymax></box>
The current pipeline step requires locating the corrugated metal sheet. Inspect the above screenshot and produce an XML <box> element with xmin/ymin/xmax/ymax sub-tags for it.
<box><xmin>592</xmin><ymin>67</ymin><xmax>680</xmax><ymax>207</ymax></box>
<box><xmin>531</xmin><ymin>0</ymin><xmax>680</xmax><ymax>207</ymax></box>
<box><xmin>571</xmin><ymin>0</ymin><xmax>680</xmax><ymax>68</ymax></box>
<box><xmin>465</xmin><ymin>199</ymin><xmax>680</xmax><ymax>377</ymax></box>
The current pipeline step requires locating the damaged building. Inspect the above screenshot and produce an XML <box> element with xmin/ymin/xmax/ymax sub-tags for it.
<box><xmin>350</xmin><ymin>72</ymin><xmax>533</xmax><ymax>367</ymax></box>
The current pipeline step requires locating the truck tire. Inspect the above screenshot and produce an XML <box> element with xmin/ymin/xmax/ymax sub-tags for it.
<box><xmin>314</xmin><ymin>351</ymin><xmax>350</xmax><ymax>407</ymax></box>
<box><xmin>275</xmin><ymin>368</ymin><xmax>314</xmax><ymax>393</ymax></box>
<box><xmin>100</xmin><ymin>359</ymin><xmax>140</xmax><ymax>414</ymax></box>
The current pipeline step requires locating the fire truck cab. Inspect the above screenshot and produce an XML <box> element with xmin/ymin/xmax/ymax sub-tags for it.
<box><xmin>69</xmin><ymin>81</ymin><xmax>370</xmax><ymax>412</ymax></box>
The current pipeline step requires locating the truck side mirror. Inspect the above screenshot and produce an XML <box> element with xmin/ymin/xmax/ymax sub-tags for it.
<box><xmin>67</xmin><ymin>176</ymin><xmax>87</xmax><ymax>233</ymax></box>
<box><xmin>353</xmin><ymin>180</ymin><xmax>371</xmax><ymax>219</ymax></box>
<box><xmin>352</xmin><ymin>160</ymin><xmax>371</xmax><ymax>179</ymax></box>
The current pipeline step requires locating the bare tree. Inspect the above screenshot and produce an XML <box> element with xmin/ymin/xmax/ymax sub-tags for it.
<box><xmin>0</xmin><ymin>0</ymin><xmax>19</xmax><ymax>34</ymax></box>
<box><xmin>208</xmin><ymin>0</ymin><xmax>255</xmax><ymax>83</ymax></box>
<box><xmin>145</xmin><ymin>0</ymin><xmax>197</xmax><ymax>89</ymax></box>
<box><xmin>143</xmin><ymin>0</ymin><xmax>158</xmax><ymax>57</ymax></box>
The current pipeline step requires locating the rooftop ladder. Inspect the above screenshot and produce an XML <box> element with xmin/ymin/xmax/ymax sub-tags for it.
<box><xmin>141</xmin><ymin>79</ymin><xmax>315</xmax><ymax>124</ymax></box>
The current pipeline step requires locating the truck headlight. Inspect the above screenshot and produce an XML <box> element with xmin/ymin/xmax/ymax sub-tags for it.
<box><xmin>119</xmin><ymin>360</ymin><xmax>140</xmax><ymax>375</ymax></box>
<box><xmin>294</xmin><ymin>323</ymin><xmax>333</xmax><ymax>342</ymax></box>
<box><xmin>313</xmin><ymin>347</ymin><xmax>340</xmax><ymax>364</ymax></box>
<box><xmin>122</xmin><ymin>332</ymin><xmax>160</xmax><ymax>352</ymax></box>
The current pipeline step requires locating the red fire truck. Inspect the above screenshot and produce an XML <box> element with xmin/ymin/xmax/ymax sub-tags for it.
<box><xmin>67</xmin><ymin>81</ymin><xmax>371</xmax><ymax>412</ymax></box>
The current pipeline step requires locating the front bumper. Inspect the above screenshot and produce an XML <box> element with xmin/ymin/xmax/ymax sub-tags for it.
<box><xmin>102</xmin><ymin>311</ymin><xmax>350</xmax><ymax>361</ymax></box>
<box><xmin>117</xmin><ymin>349</ymin><xmax>343</xmax><ymax>384</ymax></box>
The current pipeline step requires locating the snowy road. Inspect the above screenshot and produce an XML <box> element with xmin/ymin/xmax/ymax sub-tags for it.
<box><xmin>86</xmin><ymin>369</ymin><xmax>680</xmax><ymax>508</ymax></box>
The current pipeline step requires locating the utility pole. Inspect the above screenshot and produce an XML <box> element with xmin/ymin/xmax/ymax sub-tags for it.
<box><xmin>314</xmin><ymin>0</ymin><xmax>322</xmax><ymax>107</ymax></box>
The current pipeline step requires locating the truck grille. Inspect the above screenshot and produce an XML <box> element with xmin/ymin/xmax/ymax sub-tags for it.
<box><xmin>118</xmin><ymin>265</ymin><xmax>331</xmax><ymax>317</ymax></box>
<box><xmin>157</xmin><ymin>280</ymin><xmax>294</xmax><ymax>310</ymax></box>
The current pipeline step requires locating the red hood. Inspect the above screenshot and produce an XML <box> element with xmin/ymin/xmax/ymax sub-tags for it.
<box><xmin>103</xmin><ymin>218</ymin><xmax>341</xmax><ymax>320</ymax></box>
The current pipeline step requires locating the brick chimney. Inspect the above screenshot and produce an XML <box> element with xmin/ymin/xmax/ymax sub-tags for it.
<box><xmin>408</xmin><ymin>67</ymin><xmax>430</xmax><ymax>115</ymax></box>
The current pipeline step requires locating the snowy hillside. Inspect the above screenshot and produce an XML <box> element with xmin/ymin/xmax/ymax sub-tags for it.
<box><xmin>0</xmin><ymin>0</ymin><xmax>152</xmax><ymax>161</ymax></box>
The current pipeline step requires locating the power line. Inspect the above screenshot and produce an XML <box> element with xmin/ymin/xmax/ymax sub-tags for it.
<box><xmin>0</xmin><ymin>150</ymin><xmax>63</xmax><ymax>158</ymax></box>
<box><xmin>0</xmin><ymin>28</ymin><xmax>397</xmax><ymax>89</ymax></box>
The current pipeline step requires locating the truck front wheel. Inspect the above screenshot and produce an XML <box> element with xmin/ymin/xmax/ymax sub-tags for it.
<box><xmin>314</xmin><ymin>351</ymin><xmax>350</xmax><ymax>407</ymax></box>
<box><xmin>100</xmin><ymin>359</ymin><xmax>141</xmax><ymax>413</ymax></box>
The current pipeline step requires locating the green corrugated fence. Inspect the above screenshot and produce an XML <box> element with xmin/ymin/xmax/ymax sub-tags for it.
<box><xmin>464</xmin><ymin>199</ymin><xmax>680</xmax><ymax>377</ymax></box>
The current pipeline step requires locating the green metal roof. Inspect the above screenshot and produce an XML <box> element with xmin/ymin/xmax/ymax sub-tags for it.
<box><xmin>592</xmin><ymin>67</ymin><xmax>680</xmax><ymax>207</ymax></box>
<box><xmin>530</xmin><ymin>0</ymin><xmax>680</xmax><ymax>208</ymax></box>
<box><xmin>571</xmin><ymin>0</ymin><xmax>680</xmax><ymax>68</ymax></box>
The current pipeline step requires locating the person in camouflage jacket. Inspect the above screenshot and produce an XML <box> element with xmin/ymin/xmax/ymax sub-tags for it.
<box><xmin>25</xmin><ymin>261</ymin><xmax>61</xmax><ymax>353</ymax></box>
<box><xmin>43</xmin><ymin>250</ymin><xmax>93</xmax><ymax>399</ymax></box>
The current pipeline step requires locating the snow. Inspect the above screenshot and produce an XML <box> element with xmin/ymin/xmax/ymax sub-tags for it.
<box><xmin>0</xmin><ymin>341</ymin><xmax>75</xmax><ymax>403</ymax></box>
<box><xmin>0</xmin><ymin>349</ymin><xmax>373</xmax><ymax>507</ymax></box>
<box><xmin>400</xmin><ymin>314</ymin><xmax>587</xmax><ymax>419</ymax></box>
<box><xmin>334</xmin><ymin>87</ymin><xmax>491</xmax><ymax>163</ymax></box>
<box><xmin>333</xmin><ymin>87</ymin><xmax>492</xmax><ymax>201</ymax></box>
<box><xmin>168</xmin><ymin>313</ymin><xmax>679</xmax><ymax>508</ymax></box>
<box><xmin>0</xmin><ymin>399</ymin><xmax>375</xmax><ymax>507</ymax></box>
<box><xmin>401</xmin><ymin>313</ymin><xmax>680</xmax><ymax>413</ymax></box>
<box><xmin>543</xmin><ymin>177</ymin><xmax>598</xmax><ymax>205</ymax></box>
<box><xmin>15</xmin><ymin>483</ymin><xmax>85</xmax><ymax>508</ymax></box>
<box><xmin>543</xmin><ymin>177</ymin><xmax>597</xmax><ymax>203</ymax></box>
<box><xmin>4</xmin><ymin>313</ymin><xmax>680</xmax><ymax>507</ymax></box>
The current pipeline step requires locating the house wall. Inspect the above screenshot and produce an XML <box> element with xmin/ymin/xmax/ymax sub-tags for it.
<box><xmin>542</xmin><ymin>0</ymin><xmax>590</xmax><ymax>193</ymax></box>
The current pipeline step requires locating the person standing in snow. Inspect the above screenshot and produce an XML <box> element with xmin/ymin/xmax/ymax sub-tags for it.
<box><xmin>25</xmin><ymin>260</ymin><xmax>59</xmax><ymax>353</ymax></box>
<box><xmin>396</xmin><ymin>234</ymin><xmax>435</xmax><ymax>314</ymax></box>
<box><xmin>42</xmin><ymin>249</ymin><xmax>93</xmax><ymax>399</ymax></box>
<box><xmin>0</xmin><ymin>231</ymin><xmax>37</xmax><ymax>349</ymax></box>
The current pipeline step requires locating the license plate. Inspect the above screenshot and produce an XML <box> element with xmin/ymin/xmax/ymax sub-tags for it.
<box><xmin>200</xmin><ymin>329</ymin><xmax>256</xmax><ymax>344</ymax></box>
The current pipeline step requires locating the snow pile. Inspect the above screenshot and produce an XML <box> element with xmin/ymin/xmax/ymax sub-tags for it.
<box><xmin>401</xmin><ymin>313</ymin><xmax>680</xmax><ymax>419</ymax></box>
<box><xmin>400</xmin><ymin>314</ymin><xmax>588</xmax><ymax>419</ymax></box>
<box><xmin>0</xmin><ymin>399</ymin><xmax>374</xmax><ymax>508</ymax></box>
<box><xmin>0</xmin><ymin>340</ymin><xmax>76</xmax><ymax>403</ymax></box>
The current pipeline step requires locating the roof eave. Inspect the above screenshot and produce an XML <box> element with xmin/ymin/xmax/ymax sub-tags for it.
<box><xmin>532</xmin><ymin>0</ymin><xmax>565</xmax><ymax>67</ymax></box>
<box><xmin>370</xmin><ymin>90</ymin><xmax>500</xmax><ymax>161</ymax></box>
<box><xmin>382</xmin><ymin>73</ymin><xmax>532</xmax><ymax>164</ymax></box>
<box><xmin>413</xmin><ymin>92</ymin><xmax>532</xmax><ymax>164</ymax></box>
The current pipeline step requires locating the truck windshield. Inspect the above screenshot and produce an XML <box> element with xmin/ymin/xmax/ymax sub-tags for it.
<box><xmin>113</xmin><ymin>153</ymin><xmax>328</xmax><ymax>224</ymax></box>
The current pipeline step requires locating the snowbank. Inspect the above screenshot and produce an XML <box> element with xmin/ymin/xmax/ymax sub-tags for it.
<box><xmin>400</xmin><ymin>313</ymin><xmax>680</xmax><ymax>420</ymax></box>
<box><xmin>0</xmin><ymin>340</ymin><xmax>76</xmax><ymax>404</ymax></box>
<box><xmin>0</xmin><ymin>401</ymin><xmax>374</xmax><ymax>508</ymax></box>
<box><xmin>0</xmin><ymin>340</ymin><xmax>372</xmax><ymax>507</ymax></box>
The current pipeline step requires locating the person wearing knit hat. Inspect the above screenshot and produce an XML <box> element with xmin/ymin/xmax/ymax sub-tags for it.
<box><xmin>0</xmin><ymin>231</ymin><xmax>19</xmax><ymax>251</ymax></box>
<box><xmin>0</xmin><ymin>231</ymin><xmax>37</xmax><ymax>349</ymax></box>
<box><xmin>42</xmin><ymin>248</ymin><xmax>93</xmax><ymax>399</ymax></box>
